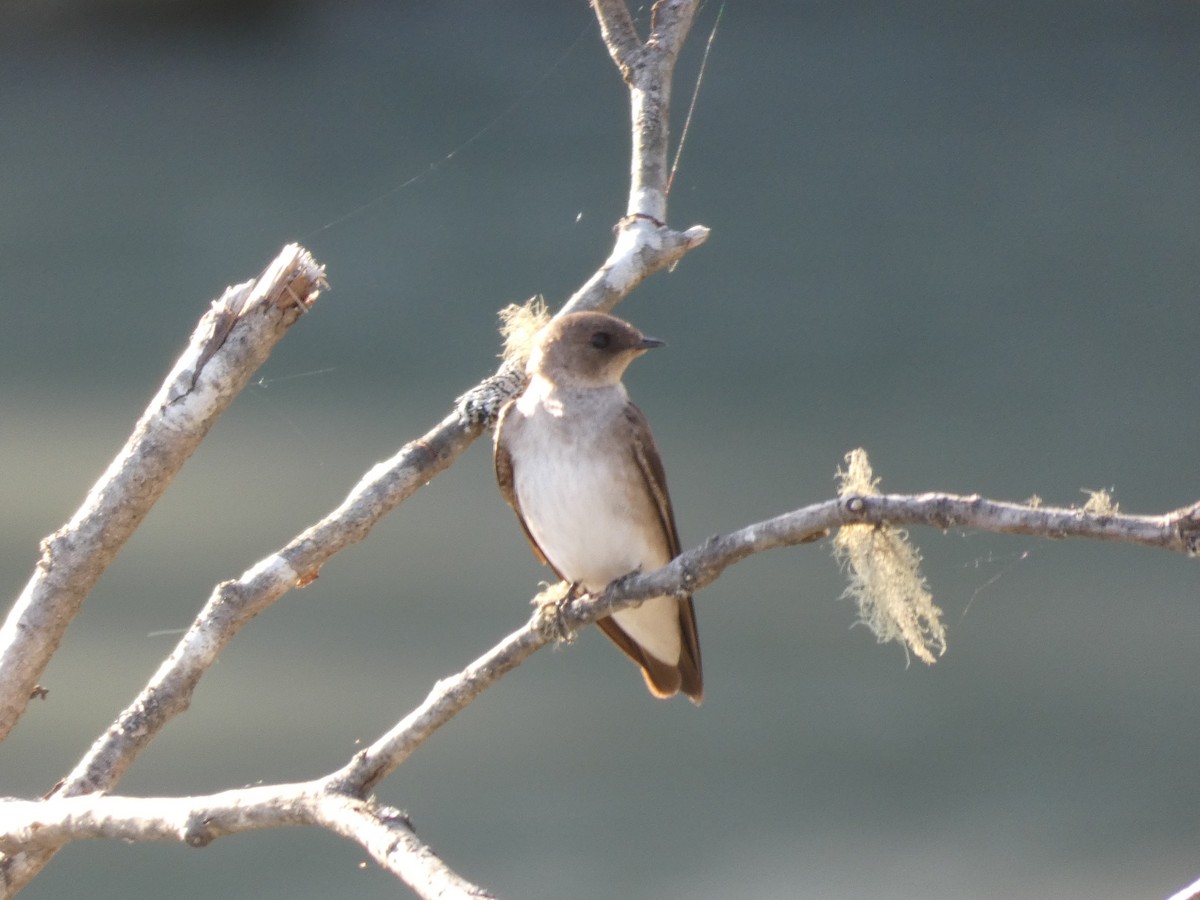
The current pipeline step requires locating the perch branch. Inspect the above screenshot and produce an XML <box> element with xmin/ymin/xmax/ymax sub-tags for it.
<box><xmin>0</xmin><ymin>243</ymin><xmax>324</xmax><ymax>743</ymax></box>
<box><xmin>1</xmin><ymin>488</ymin><xmax>1194</xmax><ymax>896</ymax></box>
<box><xmin>325</xmin><ymin>489</ymin><xmax>1200</xmax><ymax>792</ymax></box>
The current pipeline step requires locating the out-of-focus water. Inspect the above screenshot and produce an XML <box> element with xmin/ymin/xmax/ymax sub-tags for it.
<box><xmin>1</xmin><ymin>2</ymin><xmax>1198</xmax><ymax>897</ymax></box>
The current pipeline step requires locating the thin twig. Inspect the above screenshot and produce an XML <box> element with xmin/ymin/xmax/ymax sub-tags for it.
<box><xmin>590</xmin><ymin>0</ymin><xmax>641</xmax><ymax>75</ymax></box>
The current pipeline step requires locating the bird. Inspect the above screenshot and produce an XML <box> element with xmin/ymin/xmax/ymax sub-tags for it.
<box><xmin>493</xmin><ymin>311</ymin><xmax>702</xmax><ymax>702</ymax></box>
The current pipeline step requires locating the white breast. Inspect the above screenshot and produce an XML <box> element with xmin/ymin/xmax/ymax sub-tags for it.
<box><xmin>506</xmin><ymin>381</ymin><xmax>682</xmax><ymax>666</ymax></box>
<box><xmin>509</xmin><ymin>387</ymin><xmax>668</xmax><ymax>590</ymax></box>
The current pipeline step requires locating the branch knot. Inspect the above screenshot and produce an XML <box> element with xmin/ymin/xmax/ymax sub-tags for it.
<box><xmin>1177</xmin><ymin>502</ymin><xmax>1200</xmax><ymax>557</ymax></box>
<box><xmin>844</xmin><ymin>495</ymin><xmax>868</xmax><ymax>516</ymax></box>
<box><xmin>182</xmin><ymin>813</ymin><xmax>216</xmax><ymax>848</ymax></box>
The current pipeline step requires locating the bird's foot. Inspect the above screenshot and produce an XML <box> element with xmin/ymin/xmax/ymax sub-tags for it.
<box><xmin>532</xmin><ymin>580</ymin><xmax>580</xmax><ymax>644</ymax></box>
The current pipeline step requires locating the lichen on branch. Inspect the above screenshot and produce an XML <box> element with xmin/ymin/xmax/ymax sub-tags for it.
<box><xmin>833</xmin><ymin>449</ymin><xmax>947</xmax><ymax>665</ymax></box>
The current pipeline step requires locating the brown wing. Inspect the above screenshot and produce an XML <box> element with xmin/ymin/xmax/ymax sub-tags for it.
<box><xmin>493</xmin><ymin>398</ymin><xmax>552</xmax><ymax>569</ymax></box>
<box><xmin>623</xmin><ymin>402</ymin><xmax>682</xmax><ymax>556</ymax></box>
<box><xmin>606</xmin><ymin>402</ymin><xmax>703</xmax><ymax>703</ymax></box>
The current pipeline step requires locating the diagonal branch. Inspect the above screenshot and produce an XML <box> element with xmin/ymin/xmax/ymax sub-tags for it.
<box><xmin>0</xmin><ymin>244</ymin><xmax>324</xmax><ymax>743</ymax></box>
<box><xmin>310</xmin><ymin>794</ymin><xmax>495</xmax><ymax>899</ymax></box>
<box><xmin>557</xmin><ymin>218</ymin><xmax>709</xmax><ymax>317</ymax></box>
<box><xmin>53</xmin><ymin>398</ymin><xmax>508</xmax><ymax>801</ymax></box>
<box><xmin>335</xmin><ymin>489</ymin><xmax>1199</xmax><ymax>791</ymax></box>
<box><xmin>591</xmin><ymin>0</ymin><xmax>641</xmax><ymax>70</ymax></box>
<box><xmin>1168</xmin><ymin>875</ymin><xmax>1200</xmax><ymax>900</ymax></box>
<box><xmin>324</xmin><ymin>622</ymin><xmax>543</xmax><ymax>795</ymax></box>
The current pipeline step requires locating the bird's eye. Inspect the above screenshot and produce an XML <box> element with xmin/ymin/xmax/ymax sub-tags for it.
<box><xmin>590</xmin><ymin>332</ymin><xmax>611</xmax><ymax>349</ymax></box>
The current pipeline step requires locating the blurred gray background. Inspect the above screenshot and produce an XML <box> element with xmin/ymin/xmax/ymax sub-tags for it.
<box><xmin>1</xmin><ymin>1</ymin><xmax>1198</xmax><ymax>898</ymax></box>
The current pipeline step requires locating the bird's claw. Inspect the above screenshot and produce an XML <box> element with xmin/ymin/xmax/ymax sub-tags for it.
<box><xmin>532</xmin><ymin>581</ymin><xmax>580</xmax><ymax>644</ymax></box>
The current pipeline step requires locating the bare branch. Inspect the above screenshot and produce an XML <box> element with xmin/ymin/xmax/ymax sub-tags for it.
<box><xmin>563</xmin><ymin>0</ymin><xmax>711</xmax><ymax>316</ymax></box>
<box><xmin>649</xmin><ymin>0</ymin><xmax>701</xmax><ymax>57</ymax></box>
<box><xmin>558</xmin><ymin>219</ymin><xmax>709</xmax><ymax>317</ymax></box>
<box><xmin>2</xmin><ymin>484</ymin><xmax>1193</xmax><ymax>894</ymax></box>
<box><xmin>286</xmin><ymin>487</ymin><xmax>1200</xmax><ymax>801</ymax></box>
<box><xmin>324</xmin><ymin>623</ymin><xmax>543</xmax><ymax>795</ymax></box>
<box><xmin>334</xmin><ymin>487</ymin><xmax>1198</xmax><ymax>791</ymax></box>
<box><xmin>0</xmin><ymin>244</ymin><xmax>324</xmax><ymax>743</ymax></box>
<box><xmin>590</xmin><ymin>0</ymin><xmax>641</xmax><ymax>72</ymax></box>
<box><xmin>634</xmin><ymin>1</ymin><xmax>697</xmax><ymax>222</ymax></box>
<box><xmin>601</xmin><ymin>491</ymin><xmax>1200</xmax><ymax>617</ymax></box>
<box><xmin>0</xmin><ymin>787</ymin><xmax>491</xmax><ymax>900</ymax></box>
<box><xmin>311</xmin><ymin>794</ymin><xmax>495</xmax><ymax>900</ymax></box>
<box><xmin>0</xmin><ymin>785</ymin><xmax>314</xmax><ymax>852</ymax></box>
<box><xmin>53</xmin><ymin>400</ymin><xmax>503</xmax><ymax>802</ymax></box>
<box><xmin>1168</xmin><ymin>875</ymin><xmax>1200</xmax><ymax>900</ymax></box>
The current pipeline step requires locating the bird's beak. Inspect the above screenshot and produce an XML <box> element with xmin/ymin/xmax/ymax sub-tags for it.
<box><xmin>639</xmin><ymin>336</ymin><xmax>666</xmax><ymax>350</ymax></box>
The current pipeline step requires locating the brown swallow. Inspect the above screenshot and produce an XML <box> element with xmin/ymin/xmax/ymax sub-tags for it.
<box><xmin>494</xmin><ymin>312</ymin><xmax>702</xmax><ymax>702</ymax></box>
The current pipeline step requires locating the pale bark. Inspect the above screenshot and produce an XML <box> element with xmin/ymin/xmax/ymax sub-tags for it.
<box><xmin>0</xmin><ymin>244</ymin><xmax>324</xmax><ymax>743</ymax></box>
<box><xmin>0</xmin><ymin>787</ymin><xmax>493</xmax><ymax>899</ymax></box>
<box><xmin>1168</xmin><ymin>875</ymin><xmax>1200</xmax><ymax>900</ymax></box>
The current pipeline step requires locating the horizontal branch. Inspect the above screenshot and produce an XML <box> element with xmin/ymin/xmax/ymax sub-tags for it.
<box><xmin>604</xmin><ymin>490</ymin><xmax>1200</xmax><ymax>616</ymax></box>
<box><xmin>0</xmin><ymin>784</ymin><xmax>314</xmax><ymax>851</ymax></box>
<box><xmin>0</xmin><ymin>786</ymin><xmax>491</xmax><ymax>900</ymax></box>
<box><xmin>297</xmin><ymin>488</ymin><xmax>1200</xmax><ymax>795</ymax></box>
